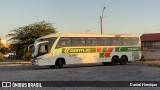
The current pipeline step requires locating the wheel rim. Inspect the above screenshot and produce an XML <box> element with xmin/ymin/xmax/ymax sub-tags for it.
<box><xmin>121</xmin><ymin>57</ymin><xmax>127</xmax><ymax>64</ymax></box>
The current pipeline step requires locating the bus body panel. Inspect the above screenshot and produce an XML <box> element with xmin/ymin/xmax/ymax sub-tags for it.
<box><xmin>31</xmin><ymin>33</ymin><xmax>141</xmax><ymax>66</ymax></box>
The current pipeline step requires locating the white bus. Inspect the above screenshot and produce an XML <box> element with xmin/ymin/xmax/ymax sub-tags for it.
<box><xmin>30</xmin><ymin>33</ymin><xmax>141</xmax><ymax>68</ymax></box>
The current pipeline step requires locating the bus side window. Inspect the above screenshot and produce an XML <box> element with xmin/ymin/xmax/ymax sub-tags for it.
<box><xmin>98</xmin><ymin>38</ymin><xmax>104</xmax><ymax>46</ymax></box>
<box><xmin>86</xmin><ymin>38</ymin><xmax>98</xmax><ymax>46</ymax></box>
<box><xmin>122</xmin><ymin>38</ymin><xmax>131</xmax><ymax>46</ymax></box>
<box><xmin>98</xmin><ymin>38</ymin><xmax>111</xmax><ymax>46</ymax></box>
<box><xmin>56</xmin><ymin>37</ymin><xmax>71</xmax><ymax>48</ymax></box>
<box><xmin>131</xmin><ymin>37</ymin><xmax>139</xmax><ymax>45</ymax></box>
<box><xmin>72</xmin><ymin>38</ymin><xmax>79</xmax><ymax>46</ymax></box>
<box><xmin>72</xmin><ymin>38</ymin><xmax>85</xmax><ymax>46</ymax></box>
<box><xmin>45</xmin><ymin>45</ymin><xmax>48</xmax><ymax>53</ymax></box>
<box><xmin>79</xmin><ymin>38</ymin><xmax>86</xmax><ymax>46</ymax></box>
<box><xmin>39</xmin><ymin>44</ymin><xmax>48</xmax><ymax>55</ymax></box>
<box><xmin>111</xmin><ymin>38</ymin><xmax>121</xmax><ymax>46</ymax></box>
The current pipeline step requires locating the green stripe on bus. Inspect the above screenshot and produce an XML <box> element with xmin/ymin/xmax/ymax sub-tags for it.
<box><xmin>115</xmin><ymin>47</ymin><xmax>141</xmax><ymax>52</ymax></box>
<box><xmin>62</xmin><ymin>47</ymin><xmax>141</xmax><ymax>53</ymax></box>
<box><xmin>62</xmin><ymin>48</ymin><xmax>96</xmax><ymax>53</ymax></box>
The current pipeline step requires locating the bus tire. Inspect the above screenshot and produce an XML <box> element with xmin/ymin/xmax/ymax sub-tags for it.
<box><xmin>120</xmin><ymin>56</ymin><xmax>128</xmax><ymax>65</ymax></box>
<box><xmin>111</xmin><ymin>56</ymin><xmax>119</xmax><ymax>65</ymax></box>
<box><xmin>56</xmin><ymin>59</ymin><xmax>63</xmax><ymax>68</ymax></box>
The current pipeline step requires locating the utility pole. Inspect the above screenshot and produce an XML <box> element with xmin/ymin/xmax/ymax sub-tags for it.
<box><xmin>100</xmin><ymin>7</ymin><xmax>106</xmax><ymax>35</ymax></box>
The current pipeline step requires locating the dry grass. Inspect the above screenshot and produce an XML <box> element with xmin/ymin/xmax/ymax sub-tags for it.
<box><xmin>136</xmin><ymin>60</ymin><xmax>160</xmax><ymax>67</ymax></box>
<box><xmin>0</xmin><ymin>64</ymin><xmax>25</xmax><ymax>66</ymax></box>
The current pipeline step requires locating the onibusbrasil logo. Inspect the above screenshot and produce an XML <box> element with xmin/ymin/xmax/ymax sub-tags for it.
<box><xmin>1</xmin><ymin>82</ymin><xmax>42</xmax><ymax>88</ymax></box>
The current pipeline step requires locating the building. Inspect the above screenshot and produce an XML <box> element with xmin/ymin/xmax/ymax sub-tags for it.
<box><xmin>141</xmin><ymin>33</ymin><xmax>160</xmax><ymax>49</ymax></box>
<box><xmin>141</xmin><ymin>33</ymin><xmax>160</xmax><ymax>60</ymax></box>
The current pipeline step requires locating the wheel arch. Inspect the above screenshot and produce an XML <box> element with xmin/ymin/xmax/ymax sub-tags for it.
<box><xmin>111</xmin><ymin>55</ymin><xmax>120</xmax><ymax>65</ymax></box>
<box><xmin>55</xmin><ymin>57</ymin><xmax>66</xmax><ymax>65</ymax></box>
<box><xmin>121</xmin><ymin>55</ymin><xmax>128</xmax><ymax>61</ymax></box>
<box><xmin>111</xmin><ymin>55</ymin><xmax>120</xmax><ymax>60</ymax></box>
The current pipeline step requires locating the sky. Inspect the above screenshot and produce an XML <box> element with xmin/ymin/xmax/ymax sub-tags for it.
<box><xmin>0</xmin><ymin>0</ymin><xmax>160</xmax><ymax>40</ymax></box>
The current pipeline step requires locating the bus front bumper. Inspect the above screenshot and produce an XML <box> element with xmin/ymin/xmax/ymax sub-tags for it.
<box><xmin>31</xmin><ymin>58</ymin><xmax>38</xmax><ymax>66</ymax></box>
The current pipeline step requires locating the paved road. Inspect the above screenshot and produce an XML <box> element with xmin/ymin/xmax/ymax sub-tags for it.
<box><xmin>0</xmin><ymin>63</ymin><xmax>160</xmax><ymax>90</ymax></box>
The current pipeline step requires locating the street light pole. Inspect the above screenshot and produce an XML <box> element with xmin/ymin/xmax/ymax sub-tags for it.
<box><xmin>100</xmin><ymin>7</ymin><xmax>106</xmax><ymax>35</ymax></box>
<box><xmin>100</xmin><ymin>16</ymin><xmax>102</xmax><ymax>35</ymax></box>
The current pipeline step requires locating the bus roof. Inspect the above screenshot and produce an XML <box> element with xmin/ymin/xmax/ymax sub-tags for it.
<box><xmin>37</xmin><ymin>33</ymin><xmax>139</xmax><ymax>40</ymax></box>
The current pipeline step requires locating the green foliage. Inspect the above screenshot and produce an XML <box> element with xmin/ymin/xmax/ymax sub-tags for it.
<box><xmin>0</xmin><ymin>52</ymin><xmax>4</xmax><ymax>62</ymax></box>
<box><xmin>24</xmin><ymin>51</ymin><xmax>32</xmax><ymax>61</ymax></box>
<box><xmin>0</xmin><ymin>46</ymin><xmax>10</xmax><ymax>55</ymax></box>
<box><xmin>7</xmin><ymin>21</ymin><xmax>57</xmax><ymax>59</ymax></box>
<box><xmin>0</xmin><ymin>46</ymin><xmax>6</xmax><ymax>54</ymax></box>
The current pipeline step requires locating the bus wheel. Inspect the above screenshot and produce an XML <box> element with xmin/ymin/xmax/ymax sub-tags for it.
<box><xmin>120</xmin><ymin>56</ymin><xmax>128</xmax><ymax>65</ymax></box>
<box><xmin>56</xmin><ymin>59</ymin><xmax>63</xmax><ymax>68</ymax></box>
<box><xmin>111</xmin><ymin>56</ymin><xmax>119</xmax><ymax>65</ymax></box>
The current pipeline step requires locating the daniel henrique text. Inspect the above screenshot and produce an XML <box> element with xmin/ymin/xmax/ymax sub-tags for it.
<box><xmin>130</xmin><ymin>82</ymin><xmax>157</xmax><ymax>87</ymax></box>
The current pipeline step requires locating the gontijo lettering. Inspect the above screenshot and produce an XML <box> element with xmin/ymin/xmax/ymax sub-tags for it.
<box><xmin>62</xmin><ymin>48</ymin><xmax>96</xmax><ymax>53</ymax></box>
<box><xmin>69</xmin><ymin>49</ymin><xmax>90</xmax><ymax>53</ymax></box>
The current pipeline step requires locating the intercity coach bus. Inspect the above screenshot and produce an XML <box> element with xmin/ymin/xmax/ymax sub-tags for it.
<box><xmin>30</xmin><ymin>33</ymin><xmax>141</xmax><ymax>68</ymax></box>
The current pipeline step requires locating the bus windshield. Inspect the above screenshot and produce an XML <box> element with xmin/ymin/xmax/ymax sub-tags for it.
<box><xmin>32</xmin><ymin>37</ymin><xmax>57</xmax><ymax>58</ymax></box>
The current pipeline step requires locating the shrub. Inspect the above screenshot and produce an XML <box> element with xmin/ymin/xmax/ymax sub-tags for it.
<box><xmin>0</xmin><ymin>52</ymin><xmax>4</xmax><ymax>62</ymax></box>
<box><xmin>24</xmin><ymin>51</ymin><xmax>32</xmax><ymax>61</ymax></box>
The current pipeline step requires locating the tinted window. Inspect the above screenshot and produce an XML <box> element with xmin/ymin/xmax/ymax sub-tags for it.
<box><xmin>111</xmin><ymin>38</ymin><xmax>121</xmax><ymax>46</ymax></box>
<box><xmin>56</xmin><ymin>37</ymin><xmax>71</xmax><ymax>48</ymax></box>
<box><xmin>86</xmin><ymin>38</ymin><xmax>98</xmax><ymax>46</ymax></box>
<box><xmin>72</xmin><ymin>38</ymin><xmax>85</xmax><ymax>46</ymax></box>
<box><xmin>131</xmin><ymin>37</ymin><xmax>139</xmax><ymax>45</ymax></box>
<box><xmin>121</xmin><ymin>38</ymin><xmax>131</xmax><ymax>46</ymax></box>
<box><xmin>38</xmin><ymin>43</ymin><xmax>49</xmax><ymax>56</ymax></box>
<box><xmin>38</xmin><ymin>38</ymin><xmax>56</xmax><ymax>55</ymax></box>
<box><xmin>55</xmin><ymin>37</ymin><xmax>139</xmax><ymax>47</ymax></box>
<box><xmin>98</xmin><ymin>38</ymin><xmax>111</xmax><ymax>46</ymax></box>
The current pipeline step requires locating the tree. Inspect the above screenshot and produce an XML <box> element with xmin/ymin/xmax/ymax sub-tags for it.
<box><xmin>7</xmin><ymin>21</ymin><xmax>57</xmax><ymax>60</ymax></box>
<box><xmin>0</xmin><ymin>46</ymin><xmax>9</xmax><ymax>54</ymax></box>
<box><xmin>0</xmin><ymin>52</ymin><xmax>4</xmax><ymax>62</ymax></box>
